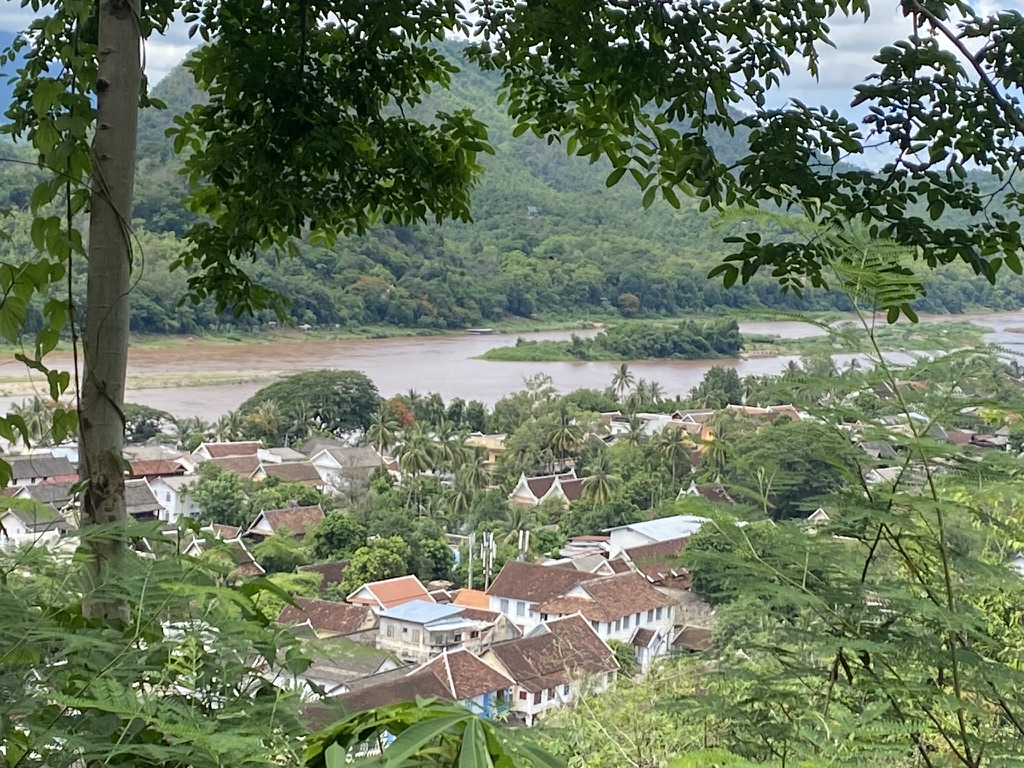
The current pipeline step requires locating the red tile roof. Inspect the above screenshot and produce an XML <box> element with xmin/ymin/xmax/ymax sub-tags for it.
<box><xmin>276</xmin><ymin>597</ymin><xmax>372</xmax><ymax>635</ymax></box>
<box><xmin>623</xmin><ymin>537</ymin><xmax>689</xmax><ymax>583</ymax></box>
<box><xmin>337</xmin><ymin>666</ymin><xmax>451</xmax><ymax>712</ymax></box>
<box><xmin>129</xmin><ymin>459</ymin><xmax>186</xmax><ymax>478</ymax></box>
<box><xmin>208</xmin><ymin>524</ymin><xmax>242</xmax><ymax>539</ymax></box>
<box><xmin>348</xmin><ymin>574</ymin><xmax>434</xmax><ymax>609</ymax></box>
<box><xmin>297</xmin><ymin>560</ymin><xmax>349</xmax><ymax>594</ymax></box>
<box><xmin>631</xmin><ymin>627</ymin><xmax>657</xmax><ymax>648</ymax></box>
<box><xmin>452</xmin><ymin>589</ymin><xmax>491</xmax><ymax>609</ymax></box>
<box><xmin>486</xmin><ymin>560</ymin><xmax>600</xmax><ymax>604</ymax></box>
<box><xmin>202</xmin><ymin>441</ymin><xmax>263</xmax><ymax>458</ymax></box>
<box><xmin>524</xmin><ymin>472</ymin><xmax>575</xmax><ymax>500</ymax></box>
<box><xmin>487</xmin><ymin>615</ymin><xmax>618</xmax><ymax>692</ymax></box>
<box><xmin>260</xmin><ymin>461</ymin><xmax>322</xmax><ymax>485</ymax></box>
<box><xmin>559</xmin><ymin>477</ymin><xmax>584</xmax><ymax>502</ymax></box>
<box><xmin>420</xmin><ymin>649</ymin><xmax>514</xmax><ymax>700</ymax></box>
<box><xmin>536</xmin><ymin>572</ymin><xmax>674</xmax><ymax>622</ymax></box>
<box><xmin>673</xmin><ymin>626</ymin><xmax>713</xmax><ymax>652</ymax></box>
<box><xmin>253</xmin><ymin>505</ymin><xmax>325</xmax><ymax>537</ymax></box>
<box><xmin>210</xmin><ymin>455</ymin><xmax>261</xmax><ymax>476</ymax></box>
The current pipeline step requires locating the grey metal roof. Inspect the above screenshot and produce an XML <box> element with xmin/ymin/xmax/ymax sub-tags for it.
<box><xmin>7</xmin><ymin>454</ymin><xmax>75</xmax><ymax>480</ymax></box>
<box><xmin>604</xmin><ymin>514</ymin><xmax>707</xmax><ymax>541</ymax></box>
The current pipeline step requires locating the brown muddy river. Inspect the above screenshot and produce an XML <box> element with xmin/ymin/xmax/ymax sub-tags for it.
<box><xmin>3</xmin><ymin>313</ymin><xmax>1022</xmax><ymax>420</ymax></box>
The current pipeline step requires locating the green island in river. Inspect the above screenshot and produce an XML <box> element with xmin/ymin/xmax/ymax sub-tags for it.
<box><xmin>478</xmin><ymin>319</ymin><xmax>991</xmax><ymax>362</ymax></box>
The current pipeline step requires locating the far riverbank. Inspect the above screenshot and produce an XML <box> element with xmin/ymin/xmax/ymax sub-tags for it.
<box><xmin>0</xmin><ymin>310</ymin><xmax>1019</xmax><ymax>420</ymax></box>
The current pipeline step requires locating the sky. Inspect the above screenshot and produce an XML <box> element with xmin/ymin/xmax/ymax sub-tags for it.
<box><xmin>0</xmin><ymin>1</ymin><xmax>1016</xmax><ymax>155</ymax></box>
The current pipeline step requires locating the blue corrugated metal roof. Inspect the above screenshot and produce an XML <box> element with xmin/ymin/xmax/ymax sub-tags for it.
<box><xmin>379</xmin><ymin>600</ymin><xmax>464</xmax><ymax>624</ymax></box>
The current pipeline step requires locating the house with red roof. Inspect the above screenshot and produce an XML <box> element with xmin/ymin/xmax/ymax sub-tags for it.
<box><xmin>192</xmin><ymin>441</ymin><xmax>264</xmax><ymax>461</ymax></box>
<box><xmin>481</xmin><ymin>615</ymin><xmax>618</xmax><ymax>726</ymax></box>
<box><xmin>508</xmin><ymin>470</ymin><xmax>584</xmax><ymax>506</ymax></box>
<box><xmin>337</xmin><ymin>648</ymin><xmax>514</xmax><ymax>720</ymax></box>
<box><xmin>246</xmin><ymin>504</ymin><xmax>325</xmax><ymax>540</ymax></box>
<box><xmin>347</xmin><ymin>574</ymin><xmax>435</xmax><ymax>612</ymax></box>
<box><xmin>535</xmin><ymin>572</ymin><xmax>676</xmax><ymax>671</ymax></box>
<box><xmin>485</xmin><ymin>560</ymin><xmax>601</xmax><ymax>632</ymax></box>
<box><xmin>276</xmin><ymin>597</ymin><xmax>375</xmax><ymax>638</ymax></box>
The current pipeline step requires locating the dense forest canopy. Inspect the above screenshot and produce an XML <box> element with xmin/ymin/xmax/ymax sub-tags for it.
<box><xmin>1</xmin><ymin>42</ymin><xmax>1021</xmax><ymax>337</ymax></box>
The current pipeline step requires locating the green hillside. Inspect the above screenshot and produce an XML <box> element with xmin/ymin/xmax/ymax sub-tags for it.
<box><xmin>0</xmin><ymin>42</ymin><xmax>1021</xmax><ymax>336</ymax></box>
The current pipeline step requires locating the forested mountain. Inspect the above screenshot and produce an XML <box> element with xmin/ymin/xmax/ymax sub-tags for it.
<box><xmin>1</xmin><ymin>41</ymin><xmax>1021</xmax><ymax>335</ymax></box>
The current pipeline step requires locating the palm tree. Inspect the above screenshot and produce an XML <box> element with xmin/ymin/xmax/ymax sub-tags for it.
<box><xmin>702</xmin><ymin>435</ymin><xmax>729</xmax><ymax>477</ymax></box>
<box><xmin>624</xmin><ymin>414</ymin><xmax>647</xmax><ymax>446</ymax></box>
<box><xmin>397</xmin><ymin>426</ymin><xmax>434</xmax><ymax>476</ymax></box>
<box><xmin>432</xmin><ymin>417</ymin><xmax>465</xmax><ymax>472</ymax></box>
<box><xmin>396</xmin><ymin>425</ymin><xmax>435</xmax><ymax>511</ymax></box>
<box><xmin>367</xmin><ymin>406</ymin><xmax>399</xmax><ymax>457</ymax></box>
<box><xmin>657</xmin><ymin>426</ymin><xmax>694</xmax><ymax>483</ymax></box>
<box><xmin>582</xmin><ymin>449</ymin><xmax>620</xmax><ymax>505</ymax></box>
<box><xmin>215</xmin><ymin>409</ymin><xmax>245</xmax><ymax>441</ymax></box>
<box><xmin>459</xmin><ymin>456</ymin><xmax>491</xmax><ymax>492</ymax></box>
<box><xmin>611</xmin><ymin>363</ymin><xmax>635</xmax><ymax>402</ymax></box>
<box><xmin>498</xmin><ymin>504</ymin><xmax>538</xmax><ymax>546</ymax></box>
<box><xmin>545</xmin><ymin>406</ymin><xmax>584</xmax><ymax>469</ymax></box>
<box><xmin>170</xmin><ymin>416</ymin><xmax>211</xmax><ymax>448</ymax></box>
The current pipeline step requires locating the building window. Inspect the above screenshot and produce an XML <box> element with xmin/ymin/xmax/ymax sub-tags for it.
<box><xmin>500</xmin><ymin>599</ymin><xmax>510</xmax><ymax>613</ymax></box>
<box><xmin>454</xmin><ymin>633</ymin><xmax>462</xmax><ymax>642</ymax></box>
<box><xmin>519</xmin><ymin>691</ymin><xmax>528</xmax><ymax>701</ymax></box>
<box><xmin>533</xmin><ymin>691</ymin><xmax>542</xmax><ymax>705</ymax></box>
<box><xmin>647</xmin><ymin>609</ymin><xmax>654</xmax><ymax>622</ymax></box>
<box><xmin>591</xmin><ymin>620</ymin><xmax>599</xmax><ymax>632</ymax></box>
<box><xmin>563</xmin><ymin>684</ymin><xmax>570</xmax><ymax>695</ymax></box>
<box><xmin>516</xmin><ymin>601</ymin><xmax>526</xmax><ymax>617</ymax></box>
<box><xmin>540</xmin><ymin>613</ymin><xmax>548</xmax><ymax>622</ymax></box>
<box><xmin>402</xmin><ymin>627</ymin><xmax>408</xmax><ymax>634</ymax></box>
<box><xmin>635</xmin><ymin>612</ymin><xmax>641</xmax><ymax>625</ymax></box>
<box><xmin>623</xmin><ymin>615</ymin><xmax>630</xmax><ymax>629</ymax></box>
<box><xmin>412</xmin><ymin>630</ymin><xmax>421</xmax><ymax>643</ymax></box>
<box><xmin>655</xmin><ymin>607</ymin><xmax>663</xmax><ymax>620</ymax></box>
<box><xmin>165</xmin><ymin>491</ymin><xmax>171</xmax><ymax>502</ymax></box>
<box><xmin>386</xmin><ymin>625</ymin><xmax>394</xmax><ymax>638</ymax></box>
<box><xmin>614</xmin><ymin>619</ymin><xmax>621</xmax><ymax>632</ymax></box>
<box><xmin>470</xmin><ymin>630</ymin><xmax>479</xmax><ymax>639</ymax></box>
<box><xmin>431</xmin><ymin>633</ymin><xmax>445</xmax><ymax>646</ymax></box>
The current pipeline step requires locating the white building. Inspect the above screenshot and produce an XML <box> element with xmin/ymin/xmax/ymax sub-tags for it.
<box><xmin>481</xmin><ymin>615</ymin><xmax>619</xmax><ymax>726</ymax></box>
<box><xmin>534</xmin><ymin>572</ymin><xmax>676</xmax><ymax>672</ymax></box>
<box><xmin>149</xmin><ymin>475</ymin><xmax>200</xmax><ymax>525</ymax></box>
<box><xmin>486</xmin><ymin>560</ymin><xmax>601</xmax><ymax>633</ymax></box>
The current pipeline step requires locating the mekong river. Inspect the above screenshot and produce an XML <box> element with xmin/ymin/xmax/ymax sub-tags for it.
<box><xmin>4</xmin><ymin>312</ymin><xmax>1024</xmax><ymax>420</ymax></box>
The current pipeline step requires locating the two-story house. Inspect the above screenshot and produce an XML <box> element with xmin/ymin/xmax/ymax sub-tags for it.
<box><xmin>481</xmin><ymin>615</ymin><xmax>619</xmax><ymax>726</ymax></box>
<box><xmin>486</xmin><ymin>560</ymin><xmax>600</xmax><ymax>632</ymax></box>
<box><xmin>376</xmin><ymin>599</ymin><xmax>520</xmax><ymax>663</ymax></box>
<box><xmin>149</xmin><ymin>475</ymin><xmax>200</xmax><ymax>525</ymax></box>
<box><xmin>535</xmin><ymin>572</ymin><xmax>676</xmax><ymax>671</ymax></box>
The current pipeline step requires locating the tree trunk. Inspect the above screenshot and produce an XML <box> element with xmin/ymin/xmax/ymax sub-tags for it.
<box><xmin>80</xmin><ymin>0</ymin><xmax>141</xmax><ymax>620</ymax></box>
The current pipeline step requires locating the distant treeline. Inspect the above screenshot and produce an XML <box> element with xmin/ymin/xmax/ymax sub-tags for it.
<box><xmin>0</xmin><ymin>45</ymin><xmax>1021</xmax><ymax>338</ymax></box>
<box><xmin>481</xmin><ymin>320</ymin><xmax>743</xmax><ymax>361</ymax></box>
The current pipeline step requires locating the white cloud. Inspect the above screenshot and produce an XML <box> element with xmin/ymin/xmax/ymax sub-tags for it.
<box><xmin>1</xmin><ymin>2</ymin><xmax>1018</xmax><ymax>115</ymax></box>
